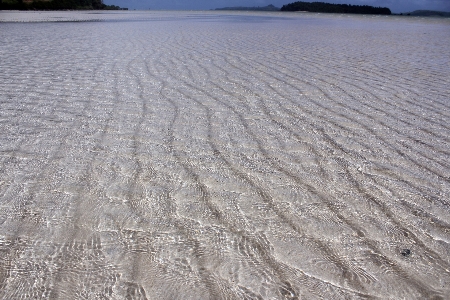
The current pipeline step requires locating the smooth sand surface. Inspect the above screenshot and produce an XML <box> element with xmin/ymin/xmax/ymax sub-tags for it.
<box><xmin>0</xmin><ymin>11</ymin><xmax>449</xmax><ymax>299</ymax></box>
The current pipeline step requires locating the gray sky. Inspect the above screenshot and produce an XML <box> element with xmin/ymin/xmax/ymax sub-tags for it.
<box><xmin>105</xmin><ymin>0</ymin><xmax>450</xmax><ymax>13</ymax></box>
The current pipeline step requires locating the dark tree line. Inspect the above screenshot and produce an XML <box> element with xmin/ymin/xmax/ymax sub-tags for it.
<box><xmin>281</xmin><ymin>1</ymin><xmax>391</xmax><ymax>15</ymax></box>
<box><xmin>0</xmin><ymin>0</ymin><xmax>125</xmax><ymax>10</ymax></box>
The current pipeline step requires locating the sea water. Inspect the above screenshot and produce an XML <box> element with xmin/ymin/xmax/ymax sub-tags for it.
<box><xmin>0</xmin><ymin>10</ymin><xmax>449</xmax><ymax>299</ymax></box>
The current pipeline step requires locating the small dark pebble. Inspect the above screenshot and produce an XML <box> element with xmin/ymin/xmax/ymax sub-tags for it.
<box><xmin>401</xmin><ymin>249</ymin><xmax>411</xmax><ymax>257</ymax></box>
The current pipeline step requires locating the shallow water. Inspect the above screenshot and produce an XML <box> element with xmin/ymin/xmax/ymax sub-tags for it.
<box><xmin>0</xmin><ymin>10</ymin><xmax>449</xmax><ymax>299</ymax></box>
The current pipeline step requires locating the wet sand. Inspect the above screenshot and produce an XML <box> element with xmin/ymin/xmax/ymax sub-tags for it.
<box><xmin>0</xmin><ymin>11</ymin><xmax>449</xmax><ymax>299</ymax></box>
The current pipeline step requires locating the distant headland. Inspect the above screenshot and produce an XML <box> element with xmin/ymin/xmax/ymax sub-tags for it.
<box><xmin>214</xmin><ymin>2</ymin><xmax>391</xmax><ymax>15</ymax></box>
<box><xmin>0</xmin><ymin>0</ymin><xmax>127</xmax><ymax>10</ymax></box>
<box><xmin>280</xmin><ymin>1</ymin><xmax>391</xmax><ymax>15</ymax></box>
<box><xmin>215</xmin><ymin>4</ymin><xmax>280</xmax><ymax>11</ymax></box>
<box><xmin>401</xmin><ymin>10</ymin><xmax>450</xmax><ymax>17</ymax></box>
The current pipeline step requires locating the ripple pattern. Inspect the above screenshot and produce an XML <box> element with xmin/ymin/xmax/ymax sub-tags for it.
<box><xmin>0</xmin><ymin>11</ymin><xmax>449</xmax><ymax>299</ymax></box>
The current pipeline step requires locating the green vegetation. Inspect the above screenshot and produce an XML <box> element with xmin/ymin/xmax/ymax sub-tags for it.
<box><xmin>280</xmin><ymin>1</ymin><xmax>391</xmax><ymax>15</ymax></box>
<box><xmin>0</xmin><ymin>0</ymin><xmax>127</xmax><ymax>10</ymax></box>
<box><xmin>215</xmin><ymin>4</ymin><xmax>280</xmax><ymax>11</ymax></box>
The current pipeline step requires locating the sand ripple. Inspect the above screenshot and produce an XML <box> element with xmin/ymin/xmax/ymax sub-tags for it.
<box><xmin>0</xmin><ymin>11</ymin><xmax>449</xmax><ymax>299</ymax></box>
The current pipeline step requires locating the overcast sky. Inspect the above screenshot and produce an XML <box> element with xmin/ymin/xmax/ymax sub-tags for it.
<box><xmin>105</xmin><ymin>0</ymin><xmax>450</xmax><ymax>13</ymax></box>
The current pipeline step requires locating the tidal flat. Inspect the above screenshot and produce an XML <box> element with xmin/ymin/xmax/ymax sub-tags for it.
<box><xmin>0</xmin><ymin>10</ymin><xmax>449</xmax><ymax>299</ymax></box>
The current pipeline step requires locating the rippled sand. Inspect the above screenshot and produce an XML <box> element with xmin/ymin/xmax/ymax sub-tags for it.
<box><xmin>1</xmin><ymin>11</ymin><xmax>449</xmax><ymax>299</ymax></box>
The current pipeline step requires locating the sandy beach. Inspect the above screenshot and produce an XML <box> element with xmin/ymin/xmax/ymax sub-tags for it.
<box><xmin>0</xmin><ymin>10</ymin><xmax>449</xmax><ymax>299</ymax></box>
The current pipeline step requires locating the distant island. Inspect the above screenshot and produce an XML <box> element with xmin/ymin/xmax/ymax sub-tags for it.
<box><xmin>0</xmin><ymin>0</ymin><xmax>127</xmax><ymax>10</ymax></box>
<box><xmin>280</xmin><ymin>1</ymin><xmax>391</xmax><ymax>15</ymax></box>
<box><xmin>215</xmin><ymin>4</ymin><xmax>279</xmax><ymax>11</ymax></box>
<box><xmin>402</xmin><ymin>10</ymin><xmax>450</xmax><ymax>17</ymax></box>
